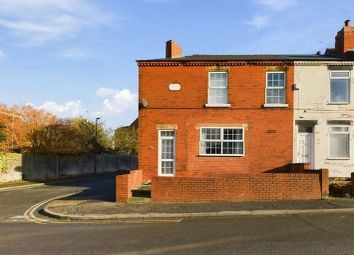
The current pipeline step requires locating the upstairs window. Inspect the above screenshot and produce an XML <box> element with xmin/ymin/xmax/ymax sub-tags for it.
<box><xmin>208</xmin><ymin>72</ymin><xmax>228</xmax><ymax>105</ymax></box>
<box><xmin>266</xmin><ymin>72</ymin><xmax>286</xmax><ymax>105</ymax></box>
<box><xmin>330</xmin><ymin>71</ymin><xmax>350</xmax><ymax>104</ymax></box>
<box><xmin>200</xmin><ymin>127</ymin><xmax>244</xmax><ymax>156</ymax></box>
<box><xmin>329</xmin><ymin>126</ymin><xmax>350</xmax><ymax>159</ymax></box>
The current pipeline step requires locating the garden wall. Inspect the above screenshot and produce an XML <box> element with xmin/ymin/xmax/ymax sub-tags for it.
<box><xmin>151</xmin><ymin>169</ymin><xmax>329</xmax><ymax>202</ymax></box>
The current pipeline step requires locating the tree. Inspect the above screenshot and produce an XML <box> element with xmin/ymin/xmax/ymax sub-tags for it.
<box><xmin>27</xmin><ymin>117</ymin><xmax>112</xmax><ymax>154</ymax></box>
<box><xmin>0</xmin><ymin>104</ymin><xmax>57</xmax><ymax>152</ymax></box>
<box><xmin>0</xmin><ymin>124</ymin><xmax>5</xmax><ymax>144</ymax></box>
<box><xmin>114</xmin><ymin>126</ymin><xmax>137</xmax><ymax>153</ymax></box>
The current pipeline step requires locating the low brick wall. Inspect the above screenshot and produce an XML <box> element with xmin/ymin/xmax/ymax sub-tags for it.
<box><xmin>116</xmin><ymin>169</ymin><xmax>143</xmax><ymax>203</ymax></box>
<box><xmin>152</xmin><ymin>169</ymin><xmax>329</xmax><ymax>202</ymax></box>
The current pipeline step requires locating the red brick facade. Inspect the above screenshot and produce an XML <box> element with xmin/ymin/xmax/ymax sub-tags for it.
<box><xmin>138</xmin><ymin>63</ymin><xmax>294</xmax><ymax>180</ymax></box>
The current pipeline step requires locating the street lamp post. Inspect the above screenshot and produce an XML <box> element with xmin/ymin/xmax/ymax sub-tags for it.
<box><xmin>94</xmin><ymin>117</ymin><xmax>101</xmax><ymax>175</ymax></box>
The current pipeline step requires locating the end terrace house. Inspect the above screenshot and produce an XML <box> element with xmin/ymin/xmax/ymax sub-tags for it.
<box><xmin>137</xmin><ymin>41</ymin><xmax>295</xmax><ymax>180</ymax></box>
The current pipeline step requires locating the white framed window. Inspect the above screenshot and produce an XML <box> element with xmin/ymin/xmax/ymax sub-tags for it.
<box><xmin>330</xmin><ymin>71</ymin><xmax>350</xmax><ymax>104</ymax></box>
<box><xmin>158</xmin><ymin>130</ymin><xmax>176</xmax><ymax>176</ymax></box>
<box><xmin>265</xmin><ymin>72</ymin><xmax>286</xmax><ymax>105</ymax></box>
<box><xmin>329</xmin><ymin>125</ymin><xmax>350</xmax><ymax>159</ymax></box>
<box><xmin>199</xmin><ymin>127</ymin><xmax>244</xmax><ymax>156</ymax></box>
<box><xmin>207</xmin><ymin>72</ymin><xmax>228</xmax><ymax>105</ymax></box>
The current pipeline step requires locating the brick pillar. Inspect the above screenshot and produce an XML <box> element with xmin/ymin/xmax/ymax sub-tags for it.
<box><xmin>320</xmin><ymin>169</ymin><xmax>329</xmax><ymax>198</ymax></box>
<box><xmin>351</xmin><ymin>172</ymin><xmax>354</xmax><ymax>197</ymax></box>
<box><xmin>116</xmin><ymin>175</ymin><xmax>130</xmax><ymax>203</ymax></box>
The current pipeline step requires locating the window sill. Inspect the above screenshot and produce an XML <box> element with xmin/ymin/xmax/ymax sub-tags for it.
<box><xmin>263</xmin><ymin>104</ymin><xmax>289</xmax><ymax>108</ymax></box>
<box><xmin>199</xmin><ymin>154</ymin><xmax>244</xmax><ymax>157</ymax></box>
<box><xmin>326</xmin><ymin>157</ymin><xmax>350</xmax><ymax>160</ymax></box>
<box><xmin>204</xmin><ymin>103</ymin><xmax>231</xmax><ymax>108</ymax></box>
<box><xmin>327</xmin><ymin>102</ymin><xmax>350</xmax><ymax>105</ymax></box>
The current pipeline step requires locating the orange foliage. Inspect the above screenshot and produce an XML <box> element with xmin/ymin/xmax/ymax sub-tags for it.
<box><xmin>0</xmin><ymin>104</ymin><xmax>58</xmax><ymax>152</ymax></box>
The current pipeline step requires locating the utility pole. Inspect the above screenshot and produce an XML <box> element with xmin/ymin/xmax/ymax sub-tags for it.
<box><xmin>94</xmin><ymin>117</ymin><xmax>101</xmax><ymax>175</ymax></box>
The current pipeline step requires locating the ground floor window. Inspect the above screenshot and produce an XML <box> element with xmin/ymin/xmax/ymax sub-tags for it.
<box><xmin>329</xmin><ymin>125</ymin><xmax>350</xmax><ymax>159</ymax></box>
<box><xmin>200</xmin><ymin>127</ymin><xmax>244</xmax><ymax>156</ymax></box>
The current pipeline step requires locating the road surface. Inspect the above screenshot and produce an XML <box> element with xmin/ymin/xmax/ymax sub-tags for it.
<box><xmin>1</xmin><ymin>176</ymin><xmax>354</xmax><ymax>255</ymax></box>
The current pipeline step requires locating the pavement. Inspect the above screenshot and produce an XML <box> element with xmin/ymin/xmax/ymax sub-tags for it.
<box><xmin>44</xmin><ymin>193</ymin><xmax>354</xmax><ymax>221</ymax></box>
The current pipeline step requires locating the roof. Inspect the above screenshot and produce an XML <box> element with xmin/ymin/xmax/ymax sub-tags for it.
<box><xmin>137</xmin><ymin>53</ymin><xmax>350</xmax><ymax>63</ymax></box>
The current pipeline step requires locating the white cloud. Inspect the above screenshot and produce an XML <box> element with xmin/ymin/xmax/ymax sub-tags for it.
<box><xmin>96</xmin><ymin>87</ymin><xmax>137</xmax><ymax>115</ymax></box>
<box><xmin>29</xmin><ymin>100</ymin><xmax>84</xmax><ymax>118</ymax></box>
<box><xmin>257</xmin><ymin>0</ymin><xmax>297</xmax><ymax>10</ymax></box>
<box><xmin>0</xmin><ymin>0</ymin><xmax>111</xmax><ymax>45</ymax></box>
<box><xmin>244</xmin><ymin>15</ymin><xmax>269</xmax><ymax>29</ymax></box>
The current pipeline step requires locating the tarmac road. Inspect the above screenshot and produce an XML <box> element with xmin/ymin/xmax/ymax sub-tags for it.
<box><xmin>1</xmin><ymin>176</ymin><xmax>354</xmax><ymax>255</ymax></box>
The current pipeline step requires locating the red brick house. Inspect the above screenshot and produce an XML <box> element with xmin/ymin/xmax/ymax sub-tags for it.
<box><xmin>138</xmin><ymin>41</ymin><xmax>295</xmax><ymax>179</ymax></box>
<box><xmin>116</xmin><ymin>40</ymin><xmax>331</xmax><ymax>203</ymax></box>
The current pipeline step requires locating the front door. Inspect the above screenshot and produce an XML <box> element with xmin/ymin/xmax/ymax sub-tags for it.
<box><xmin>158</xmin><ymin>130</ymin><xmax>176</xmax><ymax>176</ymax></box>
<box><xmin>296</xmin><ymin>126</ymin><xmax>313</xmax><ymax>167</ymax></box>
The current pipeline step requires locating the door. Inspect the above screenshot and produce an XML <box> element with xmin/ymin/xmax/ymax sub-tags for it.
<box><xmin>296</xmin><ymin>126</ymin><xmax>313</xmax><ymax>167</ymax></box>
<box><xmin>158</xmin><ymin>130</ymin><xmax>176</xmax><ymax>176</ymax></box>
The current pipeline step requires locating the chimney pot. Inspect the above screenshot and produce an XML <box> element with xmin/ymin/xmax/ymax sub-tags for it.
<box><xmin>345</xmin><ymin>19</ymin><xmax>350</xmax><ymax>27</ymax></box>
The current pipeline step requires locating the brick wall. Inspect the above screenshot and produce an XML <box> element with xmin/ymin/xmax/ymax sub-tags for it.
<box><xmin>138</xmin><ymin>64</ymin><xmax>294</xmax><ymax>180</ymax></box>
<box><xmin>151</xmin><ymin>169</ymin><xmax>329</xmax><ymax>202</ymax></box>
<box><xmin>116</xmin><ymin>169</ymin><xmax>143</xmax><ymax>202</ymax></box>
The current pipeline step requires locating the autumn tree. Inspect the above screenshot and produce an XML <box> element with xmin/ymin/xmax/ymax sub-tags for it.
<box><xmin>0</xmin><ymin>104</ymin><xmax>57</xmax><ymax>152</ymax></box>
<box><xmin>0</xmin><ymin>124</ymin><xmax>5</xmax><ymax>145</ymax></box>
<box><xmin>28</xmin><ymin>117</ymin><xmax>112</xmax><ymax>154</ymax></box>
<box><xmin>114</xmin><ymin>126</ymin><xmax>137</xmax><ymax>153</ymax></box>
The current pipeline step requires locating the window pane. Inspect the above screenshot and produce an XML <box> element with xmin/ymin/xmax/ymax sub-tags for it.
<box><xmin>266</xmin><ymin>88</ymin><xmax>285</xmax><ymax>104</ymax></box>
<box><xmin>201</xmin><ymin>141</ymin><xmax>221</xmax><ymax>154</ymax></box>
<box><xmin>208</xmin><ymin>88</ymin><xmax>227</xmax><ymax>104</ymax></box>
<box><xmin>331</xmin><ymin>72</ymin><xmax>350</xmax><ymax>78</ymax></box>
<box><xmin>267</xmin><ymin>72</ymin><xmax>285</xmax><ymax>88</ymax></box>
<box><xmin>330</xmin><ymin>79</ymin><xmax>349</xmax><ymax>103</ymax></box>
<box><xmin>330</xmin><ymin>133</ymin><xmax>349</xmax><ymax>158</ymax></box>
<box><xmin>161</xmin><ymin>139</ymin><xmax>174</xmax><ymax>159</ymax></box>
<box><xmin>160</xmin><ymin>130</ymin><xmax>175</xmax><ymax>137</ymax></box>
<box><xmin>331</xmin><ymin>126</ymin><xmax>349</xmax><ymax>132</ymax></box>
<box><xmin>161</xmin><ymin>161</ymin><xmax>174</xmax><ymax>174</ymax></box>
<box><xmin>222</xmin><ymin>142</ymin><xmax>243</xmax><ymax>155</ymax></box>
<box><xmin>209</xmin><ymin>72</ymin><xmax>227</xmax><ymax>104</ymax></box>
<box><xmin>210</xmin><ymin>73</ymin><xmax>227</xmax><ymax>88</ymax></box>
<box><xmin>202</xmin><ymin>128</ymin><xmax>221</xmax><ymax>140</ymax></box>
<box><xmin>223</xmin><ymin>128</ymin><xmax>242</xmax><ymax>140</ymax></box>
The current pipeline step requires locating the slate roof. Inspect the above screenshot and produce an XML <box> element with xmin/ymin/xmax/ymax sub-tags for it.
<box><xmin>137</xmin><ymin>53</ymin><xmax>351</xmax><ymax>62</ymax></box>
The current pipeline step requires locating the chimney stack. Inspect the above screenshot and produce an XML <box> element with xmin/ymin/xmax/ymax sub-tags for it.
<box><xmin>335</xmin><ymin>19</ymin><xmax>354</xmax><ymax>55</ymax></box>
<box><xmin>166</xmin><ymin>40</ymin><xmax>183</xmax><ymax>58</ymax></box>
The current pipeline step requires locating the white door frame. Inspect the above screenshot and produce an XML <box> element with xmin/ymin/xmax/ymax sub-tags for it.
<box><xmin>158</xmin><ymin>130</ymin><xmax>176</xmax><ymax>177</ymax></box>
<box><xmin>296</xmin><ymin>128</ymin><xmax>314</xmax><ymax>168</ymax></box>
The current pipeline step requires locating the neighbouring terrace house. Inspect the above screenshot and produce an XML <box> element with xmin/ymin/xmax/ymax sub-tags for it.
<box><xmin>294</xmin><ymin>20</ymin><xmax>354</xmax><ymax>177</ymax></box>
<box><xmin>115</xmin><ymin>20</ymin><xmax>354</xmax><ymax>203</ymax></box>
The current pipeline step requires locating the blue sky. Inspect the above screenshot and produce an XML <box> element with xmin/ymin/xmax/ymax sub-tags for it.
<box><xmin>0</xmin><ymin>0</ymin><xmax>353</xmax><ymax>128</ymax></box>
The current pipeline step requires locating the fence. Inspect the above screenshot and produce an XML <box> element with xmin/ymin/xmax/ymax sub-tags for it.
<box><xmin>22</xmin><ymin>153</ymin><xmax>137</xmax><ymax>181</ymax></box>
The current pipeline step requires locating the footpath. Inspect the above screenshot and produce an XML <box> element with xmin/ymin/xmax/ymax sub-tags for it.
<box><xmin>44</xmin><ymin>196</ymin><xmax>354</xmax><ymax>221</ymax></box>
